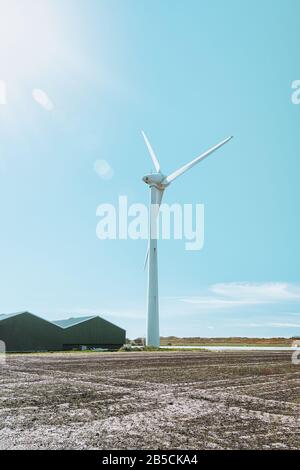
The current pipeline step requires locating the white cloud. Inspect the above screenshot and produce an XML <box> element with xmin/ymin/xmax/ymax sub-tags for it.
<box><xmin>248</xmin><ymin>322</ymin><xmax>300</xmax><ymax>328</ymax></box>
<box><xmin>181</xmin><ymin>297</ymin><xmax>262</xmax><ymax>308</ymax></box>
<box><xmin>211</xmin><ymin>282</ymin><xmax>300</xmax><ymax>302</ymax></box>
<box><xmin>32</xmin><ymin>88</ymin><xmax>54</xmax><ymax>111</ymax></box>
<box><xmin>179</xmin><ymin>283</ymin><xmax>300</xmax><ymax>310</ymax></box>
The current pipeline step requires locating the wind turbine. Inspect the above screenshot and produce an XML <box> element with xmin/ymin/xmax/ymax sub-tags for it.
<box><xmin>142</xmin><ymin>131</ymin><xmax>233</xmax><ymax>347</ymax></box>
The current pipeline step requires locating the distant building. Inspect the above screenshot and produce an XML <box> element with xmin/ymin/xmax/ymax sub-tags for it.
<box><xmin>0</xmin><ymin>312</ymin><xmax>125</xmax><ymax>352</ymax></box>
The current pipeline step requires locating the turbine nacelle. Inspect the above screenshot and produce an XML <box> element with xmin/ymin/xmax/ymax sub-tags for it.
<box><xmin>142</xmin><ymin>173</ymin><xmax>169</xmax><ymax>189</ymax></box>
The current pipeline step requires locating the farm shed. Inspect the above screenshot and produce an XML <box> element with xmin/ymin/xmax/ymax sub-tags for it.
<box><xmin>0</xmin><ymin>312</ymin><xmax>63</xmax><ymax>352</ymax></box>
<box><xmin>53</xmin><ymin>315</ymin><xmax>126</xmax><ymax>350</ymax></box>
<box><xmin>0</xmin><ymin>312</ymin><xmax>125</xmax><ymax>352</ymax></box>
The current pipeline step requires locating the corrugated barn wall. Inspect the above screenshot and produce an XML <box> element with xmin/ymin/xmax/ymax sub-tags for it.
<box><xmin>58</xmin><ymin>317</ymin><xmax>126</xmax><ymax>350</ymax></box>
<box><xmin>0</xmin><ymin>312</ymin><xmax>63</xmax><ymax>352</ymax></box>
<box><xmin>0</xmin><ymin>312</ymin><xmax>126</xmax><ymax>352</ymax></box>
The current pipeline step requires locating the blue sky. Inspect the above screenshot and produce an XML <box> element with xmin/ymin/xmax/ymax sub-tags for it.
<box><xmin>0</xmin><ymin>0</ymin><xmax>300</xmax><ymax>338</ymax></box>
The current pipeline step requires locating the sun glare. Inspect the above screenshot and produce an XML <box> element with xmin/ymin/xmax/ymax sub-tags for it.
<box><xmin>32</xmin><ymin>88</ymin><xmax>54</xmax><ymax>110</ymax></box>
<box><xmin>0</xmin><ymin>0</ymin><xmax>61</xmax><ymax>79</ymax></box>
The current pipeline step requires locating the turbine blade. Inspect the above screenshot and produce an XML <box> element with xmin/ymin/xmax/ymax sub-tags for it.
<box><xmin>165</xmin><ymin>136</ymin><xmax>233</xmax><ymax>184</ymax></box>
<box><xmin>150</xmin><ymin>188</ymin><xmax>164</xmax><ymax>226</ymax></box>
<box><xmin>141</xmin><ymin>130</ymin><xmax>161</xmax><ymax>173</ymax></box>
<box><xmin>155</xmin><ymin>188</ymin><xmax>164</xmax><ymax>207</ymax></box>
<box><xmin>144</xmin><ymin>245</ymin><xmax>149</xmax><ymax>271</ymax></box>
<box><xmin>144</xmin><ymin>189</ymin><xmax>164</xmax><ymax>270</ymax></box>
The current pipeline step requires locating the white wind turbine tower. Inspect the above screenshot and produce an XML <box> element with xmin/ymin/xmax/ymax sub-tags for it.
<box><xmin>142</xmin><ymin>131</ymin><xmax>233</xmax><ymax>347</ymax></box>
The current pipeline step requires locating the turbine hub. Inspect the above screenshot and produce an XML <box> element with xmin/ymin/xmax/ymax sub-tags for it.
<box><xmin>142</xmin><ymin>173</ymin><xmax>169</xmax><ymax>189</ymax></box>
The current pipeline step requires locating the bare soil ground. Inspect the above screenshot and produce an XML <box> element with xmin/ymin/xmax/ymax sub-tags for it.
<box><xmin>1</xmin><ymin>350</ymin><xmax>300</xmax><ymax>450</ymax></box>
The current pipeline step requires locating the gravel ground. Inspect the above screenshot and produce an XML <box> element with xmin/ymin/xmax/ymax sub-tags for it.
<box><xmin>1</xmin><ymin>350</ymin><xmax>300</xmax><ymax>449</ymax></box>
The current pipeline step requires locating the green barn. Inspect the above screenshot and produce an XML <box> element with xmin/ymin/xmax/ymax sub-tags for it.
<box><xmin>53</xmin><ymin>316</ymin><xmax>126</xmax><ymax>351</ymax></box>
<box><xmin>0</xmin><ymin>312</ymin><xmax>63</xmax><ymax>352</ymax></box>
<box><xmin>0</xmin><ymin>312</ymin><xmax>125</xmax><ymax>352</ymax></box>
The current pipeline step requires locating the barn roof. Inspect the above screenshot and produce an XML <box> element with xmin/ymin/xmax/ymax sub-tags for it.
<box><xmin>0</xmin><ymin>312</ymin><xmax>125</xmax><ymax>332</ymax></box>
<box><xmin>52</xmin><ymin>316</ymin><xmax>97</xmax><ymax>328</ymax></box>
<box><xmin>0</xmin><ymin>311</ymin><xmax>29</xmax><ymax>322</ymax></box>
